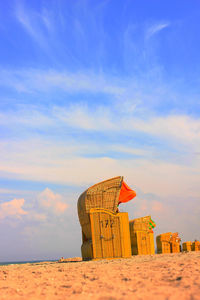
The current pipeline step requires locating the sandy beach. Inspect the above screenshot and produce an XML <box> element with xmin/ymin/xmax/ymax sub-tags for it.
<box><xmin>0</xmin><ymin>252</ymin><xmax>200</xmax><ymax>300</ymax></box>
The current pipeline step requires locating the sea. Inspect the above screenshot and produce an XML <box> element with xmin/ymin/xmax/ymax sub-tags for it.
<box><xmin>0</xmin><ymin>259</ymin><xmax>57</xmax><ymax>266</ymax></box>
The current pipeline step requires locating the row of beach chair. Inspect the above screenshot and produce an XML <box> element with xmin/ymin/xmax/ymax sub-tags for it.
<box><xmin>77</xmin><ymin>176</ymin><xmax>199</xmax><ymax>260</ymax></box>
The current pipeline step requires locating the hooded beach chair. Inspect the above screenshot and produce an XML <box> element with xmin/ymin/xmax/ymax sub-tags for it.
<box><xmin>192</xmin><ymin>240</ymin><xmax>200</xmax><ymax>251</ymax></box>
<box><xmin>170</xmin><ymin>232</ymin><xmax>181</xmax><ymax>253</ymax></box>
<box><xmin>156</xmin><ymin>232</ymin><xmax>172</xmax><ymax>254</ymax></box>
<box><xmin>156</xmin><ymin>232</ymin><xmax>181</xmax><ymax>254</ymax></box>
<box><xmin>182</xmin><ymin>241</ymin><xmax>192</xmax><ymax>252</ymax></box>
<box><xmin>129</xmin><ymin>216</ymin><xmax>156</xmax><ymax>255</ymax></box>
<box><xmin>77</xmin><ymin>176</ymin><xmax>136</xmax><ymax>260</ymax></box>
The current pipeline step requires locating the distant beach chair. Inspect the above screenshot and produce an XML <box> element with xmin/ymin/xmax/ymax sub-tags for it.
<box><xmin>156</xmin><ymin>232</ymin><xmax>181</xmax><ymax>254</ymax></box>
<box><xmin>170</xmin><ymin>232</ymin><xmax>181</xmax><ymax>253</ymax></box>
<box><xmin>182</xmin><ymin>241</ymin><xmax>192</xmax><ymax>252</ymax></box>
<box><xmin>156</xmin><ymin>232</ymin><xmax>172</xmax><ymax>254</ymax></box>
<box><xmin>77</xmin><ymin>176</ymin><xmax>136</xmax><ymax>260</ymax></box>
<box><xmin>129</xmin><ymin>216</ymin><xmax>155</xmax><ymax>255</ymax></box>
<box><xmin>192</xmin><ymin>240</ymin><xmax>200</xmax><ymax>251</ymax></box>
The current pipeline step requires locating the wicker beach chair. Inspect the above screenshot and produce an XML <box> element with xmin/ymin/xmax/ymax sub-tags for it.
<box><xmin>182</xmin><ymin>241</ymin><xmax>192</xmax><ymax>252</ymax></box>
<box><xmin>77</xmin><ymin>176</ymin><xmax>133</xmax><ymax>260</ymax></box>
<box><xmin>129</xmin><ymin>216</ymin><xmax>155</xmax><ymax>255</ymax></box>
<box><xmin>156</xmin><ymin>232</ymin><xmax>181</xmax><ymax>254</ymax></box>
<box><xmin>170</xmin><ymin>232</ymin><xmax>181</xmax><ymax>253</ymax></box>
<box><xmin>192</xmin><ymin>240</ymin><xmax>200</xmax><ymax>251</ymax></box>
<box><xmin>156</xmin><ymin>232</ymin><xmax>172</xmax><ymax>254</ymax></box>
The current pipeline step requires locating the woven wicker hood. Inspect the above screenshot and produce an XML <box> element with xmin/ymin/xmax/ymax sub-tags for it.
<box><xmin>77</xmin><ymin>176</ymin><xmax>123</xmax><ymax>227</ymax></box>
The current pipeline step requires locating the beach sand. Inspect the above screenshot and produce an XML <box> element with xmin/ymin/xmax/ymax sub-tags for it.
<box><xmin>0</xmin><ymin>252</ymin><xmax>200</xmax><ymax>300</ymax></box>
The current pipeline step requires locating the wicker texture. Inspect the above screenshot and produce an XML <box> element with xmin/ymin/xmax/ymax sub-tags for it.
<box><xmin>130</xmin><ymin>230</ymin><xmax>155</xmax><ymax>255</ymax></box>
<box><xmin>156</xmin><ymin>233</ymin><xmax>172</xmax><ymax>254</ymax></box>
<box><xmin>149</xmin><ymin>232</ymin><xmax>155</xmax><ymax>254</ymax></box>
<box><xmin>170</xmin><ymin>233</ymin><xmax>181</xmax><ymax>253</ymax></box>
<box><xmin>129</xmin><ymin>216</ymin><xmax>151</xmax><ymax>232</ymax></box>
<box><xmin>82</xmin><ymin>208</ymin><xmax>131</xmax><ymax>260</ymax></box>
<box><xmin>129</xmin><ymin>216</ymin><xmax>155</xmax><ymax>255</ymax></box>
<box><xmin>171</xmin><ymin>242</ymin><xmax>180</xmax><ymax>253</ymax></box>
<box><xmin>192</xmin><ymin>241</ymin><xmax>200</xmax><ymax>251</ymax></box>
<box><xmin>182</xmin><ymin>241</ymin><xmax>192</xmax><ymax>252</ymax></box>
<box><xmin>156</xmin><ymin>232</ymin><xmax>181</xmax><ymax>254</ymax></box>
<box><xmin>81</xmin><ymin>240</ymin><xmax>93</xmax><ymax>260</ymax></box>
<box><xmin>156</xmin><ymin>232</ymin><xmax>172</xmax><ymax>242</ymax></box>
<box><xmin>78</xmin><ymin>176</ymin><xmax>123</xmax><ymax>239</ymax></box>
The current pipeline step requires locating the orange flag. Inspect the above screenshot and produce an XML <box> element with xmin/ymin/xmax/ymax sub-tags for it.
<box><xmin>118</xmin><ymin>181</ymin><xmax>136</xmax><ymax>204</ymax></box>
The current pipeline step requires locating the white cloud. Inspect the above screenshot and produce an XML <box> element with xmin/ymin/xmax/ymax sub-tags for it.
<box><xmin>0</xmin><ymin>68</ymin><xmax>125</xmax><ymax>96</ymax></box>
<box><xmin>1</xmin><ymin>96</ymin><xmax>200</xmax><ymax>153</ymax></box>
<box><xmin>54</xmin><ymin>105</ymin><xmax>200</xmax><ymax>151</ymax></box>
<box><xmin>31</xmin><ymin>213</ymin><xmax>47</xmax><ymax>222</ymax></box>
<box><xmin>0</xmin><ymin>108</ymin><xmax>54</xmax><ymax>128</ymax></box>
<box><xmin>53</xmin><ymin>105</ymin><xmax>116</xmax><ymax>131</ymax></box>
<box><xmin>0</xmin><ymin>101</ymin><xmax>200</xmax><ymax>203</ymax></box>
<box><xmin>0</xmin><ymin>198</ymin><xmax>27</xmax><ymax>220</ymax></box>
<box><xmin>124</xmin><ymin>114</ymin><xmax>200</xmax><ymax>150</ymax></box>
<box><xmin>15</xmin><ymin>2</ymin><xmax>53</xmax><ymax>50</ymax></box>
<box><xmin>38</xmin><ymin>188</ymin><xmax>68</xmax><ymax>214</ymax></box>
<box><xmin>146</xmin><ymin>22</ymin><xmax>170</xmax><ymax>39</ymax></box>
<box><xmin>127</xmin><ymin>198</ymin><xmax>165</xmax><ymax>219</ymax></box>
<box><xmin>0</xmin><ymin>188</ymin><xmax>21</xmax><ymax>195</ymax></box>
<box><xmin>2</xmin><ymin>100</ymin><xmax>198</xmax><ymax>150</ymax></box>
<box><xmin>0</xmin><ymin>140</ymin><xmax>200</xmax><ymax>199</ymax></box>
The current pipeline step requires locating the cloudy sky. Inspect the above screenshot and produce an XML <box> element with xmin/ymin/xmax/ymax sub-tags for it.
<box><xmin>0</xmin><ymin>0</ymin><xmax>200</xmax><ymax>262</ymax></box>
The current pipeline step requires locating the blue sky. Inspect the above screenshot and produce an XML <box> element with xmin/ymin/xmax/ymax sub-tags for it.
<box><xmin>0</xmin><ymin>0</ymin><xmax>200</xmax><ymax>261</ymax></box>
